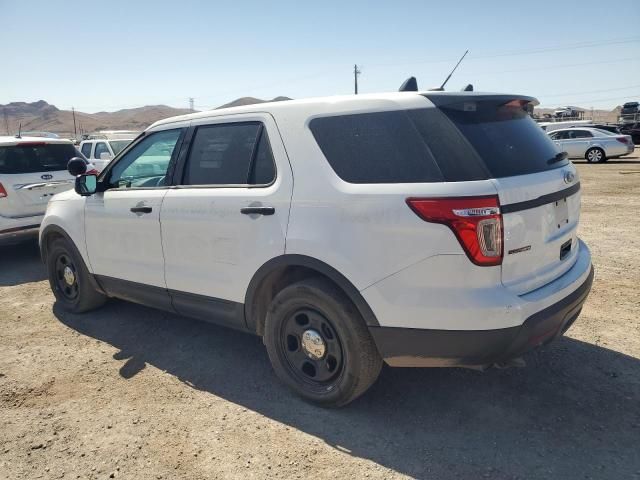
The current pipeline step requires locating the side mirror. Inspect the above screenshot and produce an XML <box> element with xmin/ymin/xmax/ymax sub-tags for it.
<box><xmin>75</xmin><ymin>174</ymin><xmax>98</xmax><ymax>196</ymax></box>
<box><xmin>99</xmin><ymin>152</ymin><xmax>113</xmax><ymax>161</ymax></box>
<box><xmin>68</xmin><ymin>157</ymin><xmax>87</xmax><ymax>176</ymax></box>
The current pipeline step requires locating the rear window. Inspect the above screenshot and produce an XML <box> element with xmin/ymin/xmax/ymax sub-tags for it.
<box><xmin>439</xmin><ymin>101</ymin><xmax>567</xmax><ymax>178</ymax></box>
<box><xmin>0</xmin><ymin>143</ymin><xmax>80</xmax><ymax>174</ymax></box>
<box><xmin>310</xmin><ymin>104</ymin><xmax>565</xmax><ymax>183</ymax></box>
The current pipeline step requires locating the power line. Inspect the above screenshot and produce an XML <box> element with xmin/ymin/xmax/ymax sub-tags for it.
<box><xmin>367</xmin><ymin>36</ymin><xmax>640</xmax><ymax>68</ymax></box>
<box><xmin>539</xmin><ymin>84</ymin><xmax>640</xmax><ymax>98</ymax></box>
<box><xmin>468</xmin><ymin>57</ymin><xmax>640</xmax><ymax>76</ymax></box>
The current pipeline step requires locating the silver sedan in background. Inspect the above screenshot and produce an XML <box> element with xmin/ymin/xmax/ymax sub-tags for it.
<box><xmin>548</xmin><ymin>127</ymin><xmax>634</xmax><ymax>162</ymax></box>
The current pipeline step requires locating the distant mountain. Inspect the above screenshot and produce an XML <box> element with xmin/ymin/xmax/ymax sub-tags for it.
<box><xmin>0</xmin><ymin>97</ymin><xmax>292</xmax><ymax>137</ymax></box>
<box><xmin>0</xmin><ymin>100</ymin><xmax>192</xmax><ymax>137</ymax></box>
<box><xmin>216</xmin><ymin>96</ymin><xmax>292</xmax><ymax>109</ymax></box>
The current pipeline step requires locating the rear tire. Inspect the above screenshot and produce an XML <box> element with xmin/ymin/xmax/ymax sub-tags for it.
<box><xmin>585</xmin><ymin>147</ymin><xmax>606</xmax><ymax>163</ymax></box>
<box><xmin>46</xmin><ymin>237</ymin><xmax>106</xmax><ymax>313</ymax></box>
<box><xmin>263</xmin><ymin>277</ymin><xmax>383</xmax><ymax>407</ymax></box>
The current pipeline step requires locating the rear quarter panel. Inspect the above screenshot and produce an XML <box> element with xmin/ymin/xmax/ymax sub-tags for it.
<box><xmin>272</xmin><ymin>96</ymin><xmax>499</xmax><ymax>291</ymax></box>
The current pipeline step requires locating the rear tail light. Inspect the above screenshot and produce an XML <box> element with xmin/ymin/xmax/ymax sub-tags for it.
<box><xmin>0</xmin><ymin>183</ymin><xmax>7</xmax><ymax>198</ymax></box>
<box><xmin>406</xmin><ymin>195</ymin><xmax>503</xmax><ymax>266</ymax></box>
<box><xmin>616</xmin><ymin>137</ymin><xmax>630</xmax><ymax>144</ymax></box>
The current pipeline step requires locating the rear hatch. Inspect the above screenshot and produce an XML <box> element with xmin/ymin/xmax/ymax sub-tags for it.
<box><xmin>0</xmin><ymin>141</ymin><xmax>77</xmax><ymax>218</ymax></box>
<box><xmin>425</xmin><ymin>94</ymin><xmax>580</xmax><ymax>295</ymax></box>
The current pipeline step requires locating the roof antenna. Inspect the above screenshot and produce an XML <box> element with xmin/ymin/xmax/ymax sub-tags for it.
<box><xmin>431</xmin><ymin>50</ymin><xmax>469</xmax><ymax>91</ymax></box>
<box><xmin>15</xmin><ymin>122</ymin><xmax>22</xmax><ymax>139</ymax></box>
<box><xmin>398</xmin><ymin>76</ymin><xmax>418</xmax><ymax>92</ymax></box>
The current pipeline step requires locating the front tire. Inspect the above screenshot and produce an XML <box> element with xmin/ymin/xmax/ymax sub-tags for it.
<box><xmin>46</xmin><ymin>237</ymin><xmax>106</xmax><ymax>313</ymax></box>
<box><xmin>585</xmin><ymin>147</ymin><xmax>606</xmax><ymax>163</ymax></box>
<box><xmin>263</xmin><ymin>278</ymin><xmax>383</xmax><ymax>407</ymax></box>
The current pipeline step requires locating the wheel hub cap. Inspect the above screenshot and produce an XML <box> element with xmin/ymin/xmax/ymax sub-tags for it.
<box><xmin>301</xmin><ymin>329</ymin><xmax>326</xmax><ymax>360</ymax></box>
<box><xmin>63</xmin><ymin>266</ymin><xmax>75</xmax><ymax>286</ymax></box>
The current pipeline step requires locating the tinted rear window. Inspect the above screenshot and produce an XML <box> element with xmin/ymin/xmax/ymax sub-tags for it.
<box><xmin>0</xmin><ymin>143</ymin><xmax>80</xmax><ymax>174</ymax></box>
<box><xmin>439</xmin><ymin>101</ymin><xmax>567</xmax><ymax>178</ymax></box>
<box><xmin>310</xmin><ymin>111</ymin><xmax>445</xmax><ymax>183</ymax></box>
<box><xmin>310</xmin><ymin>105</ymin><xmax>565</xmax><ymax>184</ymax></box>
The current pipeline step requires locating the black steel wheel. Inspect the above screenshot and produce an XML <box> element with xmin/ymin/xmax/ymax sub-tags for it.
<box><xmin>54</xmin><ymin>252</ymin><xmax>79</xmax><ymax>301</ymax></box>
<box><xmin>46</xmin><ymin>237</ymin><xmax>106</xmax><ymax>313</ymax></box>
<box><xmin>264</xmin><ymin>277</ymin><xmax>383</xmax><ymax>407</ymax></box>
<box><xmin>280</xmin><ymin>308</ymin><xmax>344</xmax><ymax>387</ymax></box>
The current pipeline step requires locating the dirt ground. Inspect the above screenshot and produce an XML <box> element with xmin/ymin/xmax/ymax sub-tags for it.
<box><xmin>1</xmin><ymin>152</ymin><xmax>640</xmax><ymax>480</ymax></box>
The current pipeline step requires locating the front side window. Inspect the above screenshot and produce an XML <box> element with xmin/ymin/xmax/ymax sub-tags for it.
<box><xmin>94</xmin><ymin>142</ymin><xmax>110</xmax><ymax>159</ymax></box>
<box><xmin>571</xmin><ymin>130</ymin><xmax>592</xmax><ymax>138</ymax></box>
<box><xmin>109</xmin><ymin>140</ymin><xmax>131</xmax><ymax>156</ymax></box>
<box><xmin>183</xmin><ymin>122</ymin><xmax>275</xmax><ymax>186</ymax></box>
<box><xmin>81</xmin><ymin>143</ymin><xmax>92</xmax><ymax>158</ymax></box>
<box><xmin>107</xmin><ymin>129</ymin><xmax>182</xmax><ymax>188</ymax></box>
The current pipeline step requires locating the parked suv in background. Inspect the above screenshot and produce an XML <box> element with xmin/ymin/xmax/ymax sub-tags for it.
<box><xmin>620</xmin><ymin>122</ymin><xmax>640</xmax><ymax>145</ymax></box>
<box><xmin>79</xmin><ymin>136</ymin><xmax>136</xmax><ymax>172</ymax></box>
<box><xmin>41</xmin><ymin>92</ymin><xmax>594</xmax><ymax>406</ymax></box>
<box><xmin>0</xmin><ymin>136</ymin><xmax>90</xmax><ymax>244</ymax></box>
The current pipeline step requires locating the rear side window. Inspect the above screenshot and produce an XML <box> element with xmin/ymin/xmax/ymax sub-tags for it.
<box><xmin>310</xmin><ymin>111</ymin><xmax>446</xmax><ymax>183</ymax></box>
<box><xmin>183</xmin><ymin>122</ymin><xmax>275</xmax><ymax>185</ymax></box>
<box><xmin>81</xmin><ymin>143</ymin><xmax>92</xmax><ymax>158</ymax></box>
<box><xmin>0</xmin><ymin>143</ymin><xmax>80</xmax><ymax>174</ymax></box>
<box><xmin>439</xmin><ymin>101</ymin><xmax>567</xmax><ymax>178</ymax></box>
<box><xmin>571</xmin><ymin>130</ymin><xmax>592</xmax><ymax>138</ymax></box>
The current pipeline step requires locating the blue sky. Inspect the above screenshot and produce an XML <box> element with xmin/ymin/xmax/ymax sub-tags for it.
<box><xmin>1</xmin><ymin>0</ymin><xmax>638</xmax><ymax>113</ymax></box>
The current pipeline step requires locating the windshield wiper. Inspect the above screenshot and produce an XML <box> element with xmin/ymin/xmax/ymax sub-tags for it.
<box><xmin>547</xmin><ymin>151</ymin><xmax>568</xmax><ymax>165</ymax></box>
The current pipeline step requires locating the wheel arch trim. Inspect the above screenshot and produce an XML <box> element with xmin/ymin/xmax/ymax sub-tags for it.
<box><xmin>40</xmin><ymin>224</ymin><xmax>105</xmax><ymax>295</ymax></box>
<box><xmin>244</xmin><ymin>254</ymin><xmax>380</xmax><ymax>334</ymax></box>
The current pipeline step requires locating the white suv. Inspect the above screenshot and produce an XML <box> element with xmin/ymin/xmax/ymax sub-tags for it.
<box><xmin>40</xmin><ymin>92</ymin><xmax>594</xmax><ymax>406</ymax></box>
<box><xmin>79</xmin><ymin>137</ymin><xmax>136</xmax><ymax>172</ymax></box>
<box><xmin>0</xmin><ymin>136</ymin><xmax>87</xmax><ymax>244</ymax></box>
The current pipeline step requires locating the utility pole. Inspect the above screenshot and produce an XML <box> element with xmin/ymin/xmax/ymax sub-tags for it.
<box><xmin>189</xmin><ymin>97</ymin><xmax>195</xmax><ymax>112</ymax></box>
<box><xmin>71</xmin><ymin>107</ymin><xmax>77</xmax><ymax>139</ymax></box>
<box><xmin>2</xmin><ymin>109</ymin><xmax>9</xmax><ymax>135</ymax></box>
<box><xmin>353</xmin><ymin>64</ymin><xmax>361</xmax><ymax>94</ymax></box>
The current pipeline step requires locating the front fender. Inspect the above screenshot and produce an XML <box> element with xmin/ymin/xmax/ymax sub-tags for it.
<box><xmin>39</xmin><ymin>198</ymin><xmax>90</xmax><ymax>270</ymax></box>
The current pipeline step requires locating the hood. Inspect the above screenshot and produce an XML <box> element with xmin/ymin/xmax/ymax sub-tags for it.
<box><xmin>49</xmin><ymin>188</ymin><xmax>79</xmax><ymax>203</ymax></box>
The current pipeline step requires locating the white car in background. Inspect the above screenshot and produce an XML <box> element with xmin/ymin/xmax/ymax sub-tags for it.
<box><xmin>548</xmin><ymin>127</ymin><xmax>634</xmax><ymax>162</ymax></box>
<box><xmin>0</xmin><ymin>136</ymin><xmax>93</xmax><ymax>244</ymax></box>
<box><xmin>79</xmin><ymin>136</ymin><xmax>136</xmax><ymax>172</ymax></box>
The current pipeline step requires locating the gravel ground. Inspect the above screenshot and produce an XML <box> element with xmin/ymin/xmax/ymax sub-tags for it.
<box><xmin>1</xmin><ymin>151</ymin><xmax>639</xmax><ymax>480</ymax></box>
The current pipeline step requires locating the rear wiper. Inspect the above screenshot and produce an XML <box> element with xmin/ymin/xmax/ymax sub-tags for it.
<box><xmin>547</xmin><ymin>151</ymin><xmax>568</xmax><ymax>165</ymax></box>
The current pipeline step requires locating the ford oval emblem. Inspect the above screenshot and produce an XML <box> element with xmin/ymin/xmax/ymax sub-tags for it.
<box><xmin>564</xmin><ymin>171</ymin><xmax>575</xmax><ymax>184</ymax></box>
<box><xmin>41</xmin><ymin>174</ymin><xmax>53</xmax><ymax>180</ymax></box>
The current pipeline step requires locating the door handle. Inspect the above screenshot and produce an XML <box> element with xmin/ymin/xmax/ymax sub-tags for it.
<box><xmin>130</xmin><ymin>206</ymin><xmax>152</xmax><ymax>214</ymax></box>
<box><xmin>240</xmin><ymin>206</ymin><xmax>275</xmax><ymax>216</ymax></box>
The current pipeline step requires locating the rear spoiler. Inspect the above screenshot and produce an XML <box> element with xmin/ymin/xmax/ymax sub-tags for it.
<box><xmin>422</xmin><ymin>93</ymin><xmax>539</xmax><ymax>108</ymax></box>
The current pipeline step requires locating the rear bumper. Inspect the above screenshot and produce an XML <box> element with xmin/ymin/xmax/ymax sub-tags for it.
<box><xmin>369</xmin><ymin>264</ymin><xmax>594</xmax><ymax>368</ymax></box>
<box><xmin>0</xmin><ymin>215</ymin><xmax>42</xmax><ymax>245</ymax></box>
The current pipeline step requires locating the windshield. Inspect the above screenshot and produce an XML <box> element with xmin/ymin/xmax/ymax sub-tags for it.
<box><xmin>0</xmin><ymin>143</ymin><xmax>80</xmax><ymax>174</ymax></box>
<box><xmin>108</xmin><ymin>140</ymin><xmax>132</xmax><ymax>156</ymax></box>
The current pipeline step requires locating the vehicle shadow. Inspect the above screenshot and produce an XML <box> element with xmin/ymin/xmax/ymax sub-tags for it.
<box><xmin>0</xmin><ymin>240</ymin><xmax>47</xmax><ymax>286</ymax></box>
<box><xmin>54</xmin><ymin>300</ymin><xmax>640</xmax><ymax>479</ymax></box>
